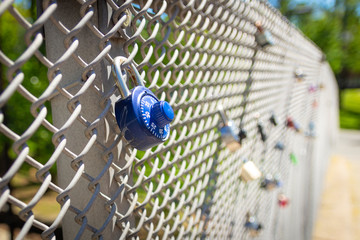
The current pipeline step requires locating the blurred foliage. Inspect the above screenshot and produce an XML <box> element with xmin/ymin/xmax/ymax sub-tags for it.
<box><xmin>0</xmin><ymin>1</ymin><xmax>55</xmax><ymax>178</ymax></box>
<box><xmin>272</xmin><ymin>0</ymin><xmax>360</xmax><ymax>129</ymax></box>
<box><xmin>339</xmin><ymin>89</ymin><xmax>360</xmax><ymax>129</ymax></box>
<box><xmin>273</xmin><ymin>0</ymin><xmax>360</xmax><ymax>76</ymax></box>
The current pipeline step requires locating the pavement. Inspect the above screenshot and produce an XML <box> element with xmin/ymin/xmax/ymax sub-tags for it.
<box><xmin>313</xmin><ymin>130</ymin><xmax>360</xmax><ymax>240</ymax></box>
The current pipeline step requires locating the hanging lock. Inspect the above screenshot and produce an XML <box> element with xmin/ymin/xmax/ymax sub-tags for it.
<box><xmin>306</xmin><ymin>121</ymin><xmax>316</xmax><ymax>137</ymax></box>
<box><xmin>260</xmin><ymin>174</ymin><xmax>282</xmax><ymax>191</ymax></box>
<box><xmin>245</xmin><ymin>213</ymin><xmax>263</xmax><ymax>237</ymax></box>
<box><xmin>257</xmin><ymin>122</ymin><xmax>267</xmax><ymax>142</ymax></box>
<box><xmin>238</xmin><ymin>128</ymin><xmax>248</xmax><ymax>143</ymax></box>
<box><xmin>278</xmin><ymin>193</ymin><xmax>290</xmax><ymax>208</ymax></box>
<box><xmin>274</xmin><ymin>141</ymin><xmax>285</xmax><ymax>151</ymax></box>
<box><xmin>240</xmin><ymin>160</ymin><xmax>262</xmax><ymax>182</ymax></box>
<box><xmin>289</xmin><ymin>152</ymin><xmax>298</xmax><ymax>165</ymax></box>
<box><xmin>308</xmin><ymin>84</ymin><xmax>318</xmax><ymax>93</ymax></box>
<box><xmin>112</xmin><ymin>57</ymin><xmax>174</xmax><ymax>151</ymax></box>
<box><xmin>286</xmin><ymin>117</ymin><xmax>301</xmax><ymax>132</ymax></box>
<box><xmin>218</xmin><ymin>106</ymin><xmax>242</xmax><ymax>152</ymax></box>
<box><xmin>312</xmin><ymin>99</ymin><xmax>318</xmax><ymax>108</ymax></box>
<box><xmin>269</xmin><ymin>112</ymin><xmax>278</xmax><ymax>126</ymax></box>
<box><xmin>294</xmin><ymin>67</ymin><xmax>305</xmax><ymax>81</ymax></box>
<box><xmin>254</xmin><ymin>21</ymin><xmax>274</xmax><ymax>48</ymax></box>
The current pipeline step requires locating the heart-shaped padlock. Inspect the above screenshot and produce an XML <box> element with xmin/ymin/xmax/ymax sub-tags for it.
<box><xmin>112</xmin><ymin>57</ymin><xmax>174</xmax><ymax>151</ymax></box>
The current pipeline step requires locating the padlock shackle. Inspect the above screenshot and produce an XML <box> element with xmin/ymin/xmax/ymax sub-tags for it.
<box><xmin>255</xmin><ymin>21</ymin><xmax>264</xmax><ymax>33</ymax></box>
<box><xmin>128</xmin><ymin>63</ymin><xmax>145</xmax><ymax>87</ymax></box>
<box><xmin>112</xmin><ymin>57</ymin><xmax>131</xmax><ymax>98</ymax></box>
<box><xmin>217</xmin><ymin>105</ymin><xmax>228</xmax><ymax>125</ymax></box>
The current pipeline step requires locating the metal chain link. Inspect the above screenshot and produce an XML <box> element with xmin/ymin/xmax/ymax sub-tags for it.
<box><xmin>0</xmin><ymin>0</ymin><xmax>336</xmax><ymax>239</ymax></box>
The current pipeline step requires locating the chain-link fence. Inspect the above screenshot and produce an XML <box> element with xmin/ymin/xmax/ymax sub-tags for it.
<box><xmin>0</xmin><ymin>0</ymin><xmax>338</xmax><ymax>239</ymax></box>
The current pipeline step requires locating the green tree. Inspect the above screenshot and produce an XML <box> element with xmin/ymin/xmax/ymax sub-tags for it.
<box><xmin>273</xmin><ymin>0</ymin><xmax>360</xmax><ymax>85</ymax></box>
<box><xmin>0</xmin><ymin>2</ymin><xmax>54</xmax><ymax>177</ymax></box>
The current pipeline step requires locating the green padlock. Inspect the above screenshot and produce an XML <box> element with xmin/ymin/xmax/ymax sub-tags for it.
<box><xmin>289</xmin><ymin>152</ymin><xmax>298</xmax><ymax>165</ymax></box>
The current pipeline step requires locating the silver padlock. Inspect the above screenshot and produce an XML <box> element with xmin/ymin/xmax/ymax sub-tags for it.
<box><xmin>255</xmin><ymin>21</ymin><xmax>274</xmax><ymax>48</ymax></box>
<box><xmin>240</xmin><ymin>160</ymin><xmax>262</xmax><ymax>182</ymax></box>
<box><xmin>218</xmin><ymin>106</ymin><xmax>242</xmax><ymax>152</ymax></box>
<box><xmin>294</xmin><ymin>67</ymin><xmax>305</xmax><ymax>81</ymax></box>
<box><xmin>305</xmin><ymin>121</ymin><xmax>316</xmax><ymax>138</ymax></box>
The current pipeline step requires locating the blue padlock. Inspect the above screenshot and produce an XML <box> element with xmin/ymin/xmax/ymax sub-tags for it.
<box><xmin>112</xmin><ymin>57</ymin><xmax>174</xmax><ymax>151</ymax></box>
<box><xmin>306</xmin><ymin>121</ymin><xmax>316</xmax><ymax>137</ymax></box>
<box><xmin>245</xmin><ymin>213</ymin><xmax>263</xmax><ymax>237</ymax></box>
<box><xmin>260</xmin><ymin>174</ymin><xmax>282</xmax><ymax>190</ymax></box>
<box><xmin>274</xmin><ymin>141</ymin><xmax>285</xmax><ymax>151</ymax></box>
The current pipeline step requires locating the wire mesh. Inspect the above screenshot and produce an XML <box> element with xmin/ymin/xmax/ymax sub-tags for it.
<box><xmin>0</xmin><ymin>0</ymin><xmax>337</xmax><ymax>239</ymax></box>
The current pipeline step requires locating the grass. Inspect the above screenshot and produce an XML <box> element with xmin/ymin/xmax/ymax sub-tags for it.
<box><xmin>340</xmin><ymin>89</ymin><xmax>360</xmax><ymax>130</ymax></box>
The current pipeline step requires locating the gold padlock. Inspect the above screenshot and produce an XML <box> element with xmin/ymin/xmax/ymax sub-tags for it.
<box><xmin>240</xmin><ymin>161</ymin><xmax>262</xmax><ymax>182</ymax></box>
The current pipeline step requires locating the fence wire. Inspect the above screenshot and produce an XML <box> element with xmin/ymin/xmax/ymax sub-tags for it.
<box><xmin>0</xmin><ymin>0</ymin><xmax>338</xmax><ymax>239</ymax></box>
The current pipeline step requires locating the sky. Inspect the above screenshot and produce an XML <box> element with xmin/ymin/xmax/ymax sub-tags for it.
<box><xmin>268</xmin><ymin>0</ymin><xmax>336</xmax><ymax>9</ymax></box>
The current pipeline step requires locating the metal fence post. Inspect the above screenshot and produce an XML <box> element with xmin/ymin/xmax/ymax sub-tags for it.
<box><xmin>44</xmin><ymin>1</ymin><xmax>132</xmax><ymax>238</ymax></box>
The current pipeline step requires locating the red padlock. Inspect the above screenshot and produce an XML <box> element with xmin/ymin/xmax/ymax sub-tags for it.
<box><xmin>278</xmin><ymin>193</ymin><xmax>289</xmax><ymax>208</ymax></box>
<box><xmin>286</xmin><ymin>117</ymin><xmax>294</xmax><ymax>128</ymax></box>
<box><xmin>286</xmin><ymin>117</ymin><xmax>300</xmax><ymax>132</ymax></box>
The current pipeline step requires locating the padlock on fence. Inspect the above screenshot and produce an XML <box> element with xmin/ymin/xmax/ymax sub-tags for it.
<box><xmin>286</xmin><ymin>117</ymin><xmax>301</xmax><ymax>132</ymax></box>
<box><xmin>312</xmin><ymin>99</ymin><xmax>318</xmax><ymax>108</ymax></box>
<box><xmin>257</xmin><ymin>122</ymin><xmax>267</xmax><ymax>142</ymax></box>
<box><xmin>269</xmin><ymin>112</ymin><xmax>278</xmax><ymax>126</ymax></box>
<box><xmin>245</xmin><ymin>213</ymin><xmax>263</xmax><ymax>237</ymax></box>
<box><xmin>294</xmin><ymin>67</ymin><xmax>305</xmax><ymax>81</ymax></box>
<box><xmin>278</xmin><ymin>193</ymin><xmax>290</xmax><ymax>208</ymax></box>
<box><xmin>306</xmin><ymin>121</ymin><xmax>316</xmax><ymax>137</ymax></box>
<box><xmin>240</xmin><ymin>160</ymin><xmax>262</xmax><ymax>182</ymax></box>
<box><xmin>289</xmin><ymin>152</ymin><xmax>298</xmax><ymax>165</ymax></box>
<box><xmin>238</xmin><ymin>127</ymin><xmax>248</xmax><ymax>143</ymax></box>
<box><xmin>308</xmin><ymin>84</ymin><xmax>318</xmax><ymax>93</ymax></box>
<box><xmin>218</xmin><ymin>106</ymin><xmax>242</xmax><ymax>152</ymax></box>
<box><xmin>260</xmin><ymin>174</ymin><xmax>282</xmax><ymax>191</ymax></box>
<box><xmin>112</xmin><ymin>57</ymin><xmax>174</xmax><ymax>151</ymax></box>
<box><xmin>255</xmin><ymin>21</ymin><xmax>274</xmax><ymax>48</ymax></box>
<box><xmin>274</xmin><ymin>141</ymin><xmax>285</xmax><ymax>150</ymax></box>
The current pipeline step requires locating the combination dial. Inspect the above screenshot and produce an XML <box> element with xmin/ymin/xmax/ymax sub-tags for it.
<box><xmin>139</xmin><ymin>94</ymin><xmax>173</xmax><ymax>140</ymax></box>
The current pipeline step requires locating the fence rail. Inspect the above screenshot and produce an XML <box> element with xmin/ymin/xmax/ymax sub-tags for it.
<box><xmin>0</xmin><ymin>0</ymin><xmax>338</xmax><ymax>239</ymax></box>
